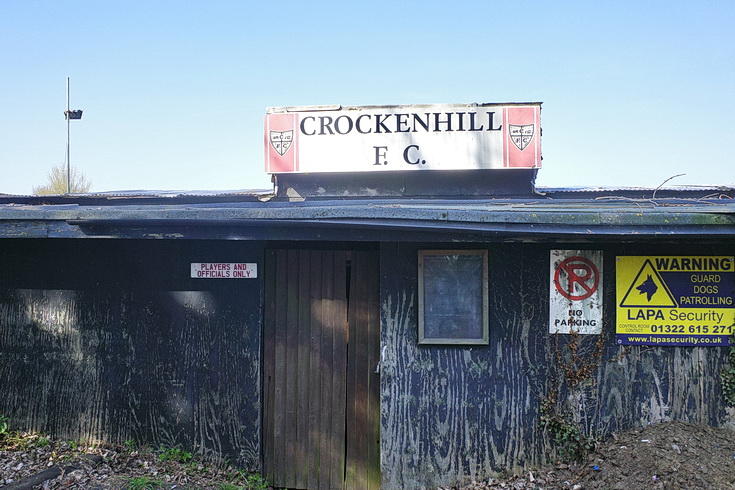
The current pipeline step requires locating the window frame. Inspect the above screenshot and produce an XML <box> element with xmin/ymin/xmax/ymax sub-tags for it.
<box><xmin>418</xmin><ymin>249</ymin><xmax>489</xmax><ymax>345</ymax></box>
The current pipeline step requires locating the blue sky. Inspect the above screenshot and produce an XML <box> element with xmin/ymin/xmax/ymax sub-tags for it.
<box><xmin>2</xmin><ymin>1</ymin><xmax>733</xmax><ymax>194</ymax></box>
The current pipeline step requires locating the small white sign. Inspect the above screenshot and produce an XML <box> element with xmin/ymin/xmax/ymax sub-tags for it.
<box><xmin>549</xmin><ymin>250</ymin><xmax>603</xmax><ymax>334</ymax></box>
<box><xmin>191</xmin><ymin>263</ymin><xmax>257</xmax><ymax>279</ymax></box>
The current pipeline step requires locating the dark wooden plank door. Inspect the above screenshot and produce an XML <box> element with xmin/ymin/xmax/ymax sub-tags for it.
<box><xmin>264</xmin><ymin>250</ymin><xmax>380</xmax><ymax>490</ymax></box>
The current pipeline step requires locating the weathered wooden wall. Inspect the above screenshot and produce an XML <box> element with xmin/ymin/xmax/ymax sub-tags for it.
<box><xmin>379</xmin><ymin>241</ymin><xmax>732</xmax><ymax>489</ymax></box>
<box><xmin>2</xmin><ymin>236</ymin><xmax>732</xmax><ymax>487</ymax></box>
<box><xmin>263</xmin><ymin>249</ymin><xmax>380</xmax><ymax>489</ymax></box>
<box><xmin>0</xmin><ymin>239</ymin><xmax>262</xmax><ymax>469</ymax></box>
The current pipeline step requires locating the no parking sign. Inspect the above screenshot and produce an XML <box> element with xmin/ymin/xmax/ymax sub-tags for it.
<box><xmin>549</xmin><ymin>250</ymin><xmax>603</xmax><ymax>334</ymax></box>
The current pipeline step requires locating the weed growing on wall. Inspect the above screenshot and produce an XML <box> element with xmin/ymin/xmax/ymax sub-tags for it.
<box><xmin>720</xmin><ymin>326</ymin><xmax>735</xmax><ymax>406</ymax></box>
<box><xmin>553</xmin><ymin>329</ymin><xmax>605</xmax><ymax>389</ymax></box>
<box><xmin>540</xmin><ymin>330</ymin><xmax>606</xmax><ymax>461</ymax></box>
<box><xmin>539</xmin><ymin>388</ymin><xmax>596</xmax><ymax>461</ymax></box>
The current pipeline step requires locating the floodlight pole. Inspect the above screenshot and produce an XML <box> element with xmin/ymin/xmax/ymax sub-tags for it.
<box><xmin>64</xmin><ymin>78</ymin><xmax>83</xmax><ymax>193</ymax></box>
<box><xmin>66</xmin><ymin>77</ymin><xmax>71</xmax><ymax>193</ymax></box>
<box><xmin>64</xmin><ymin>79</ymin><xmax>84</xmax><ymax>193</ymax></box>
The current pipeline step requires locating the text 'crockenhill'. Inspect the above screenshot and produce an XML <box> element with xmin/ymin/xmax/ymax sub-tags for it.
<box><xmin>299</xmin><ymin>111</ymin><xmax>503</xmax><ymax>136</ymax></box>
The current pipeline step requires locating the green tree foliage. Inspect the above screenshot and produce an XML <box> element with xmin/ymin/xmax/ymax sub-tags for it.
<box><xmin>33</xmin><ymin>162</ymin><xmax>92</xmax><ymax>195</ymax></box>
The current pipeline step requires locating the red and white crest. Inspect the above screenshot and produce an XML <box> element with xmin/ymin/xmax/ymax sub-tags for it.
<box><xmin>269</xmin><ymin>130</ymin><xmax>293</xmax><ymax>156</ymax></box>
<box><xmin>264</xmin><ymin>113</ymin><xmax>299</xmax><ymax>173</ymax></box>
<box><xmin>503</xmin><ymin>106</ymin><xmax>541</xmax><ymax>168</ymax></box>
<box><xmin>508</xmin><ymin>124</ymin><xmax>534</xmax><ymax>151</ymax></box>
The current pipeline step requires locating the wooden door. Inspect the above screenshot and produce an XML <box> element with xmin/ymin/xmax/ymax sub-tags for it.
<box><xmin>263</xmin><ymin>250</ymin><xmax>380</xmax><ymax>489</ymax></box>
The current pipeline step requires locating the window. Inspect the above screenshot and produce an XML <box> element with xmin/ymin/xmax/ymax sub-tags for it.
<box><xmin>418</xmin><ymin>250</ymin><xmax>489</xmax><ymax>345</ymax></box>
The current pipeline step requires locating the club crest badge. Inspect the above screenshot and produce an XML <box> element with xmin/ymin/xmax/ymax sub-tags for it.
<box><xmin>509</xmin><ymin>124</ymin><xmax>534</xmax><ymax>151</ymax></box>
<box><xmin>269</xmin><ymin>130</ymin><xmax>293</xmax><ymax>156</ymax></box>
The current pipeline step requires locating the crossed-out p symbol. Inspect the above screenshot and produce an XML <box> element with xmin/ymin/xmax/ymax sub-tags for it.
<box><xmin>553</xmin><ymin>256</ymin><xmax>600</xmax><ymax>301</ymax></box>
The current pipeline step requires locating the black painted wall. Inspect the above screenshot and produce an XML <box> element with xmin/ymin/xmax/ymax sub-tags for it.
<box><xmin>379</xmin><ymin>241</ymin><xmax>732</xmax><ymax>488</ymax></box>
<box><xmin>1</xmin><ymin>235</ymin><xmax>732</xmax><ymax>485</ymax></box>
<box><xmin>0</xmin><ymin>239</ymin><xmax>263</xmax><ymax>469</ymax></box>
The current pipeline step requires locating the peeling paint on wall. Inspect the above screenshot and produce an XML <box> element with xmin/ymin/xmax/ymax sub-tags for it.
<box><xmin>379</xmin><ymin>242</ymin><xmax>731</xmax><ymax>489</ymax></box>
<box><xmin>0</xmin><ymin>239</ymin><xmax>263</xmax><ymax>470</ymax></box>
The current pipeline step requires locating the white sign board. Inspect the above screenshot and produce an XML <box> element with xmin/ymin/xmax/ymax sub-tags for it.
<box><xmin>191</xmin><ymin>263</ymin><xmax>257</xmax><ymax>279</ymax></box>
<box><xmin>549</xmin><ymin>250</ymin><xmax>603</xmax><ymax>334</ymax></box>
<box><xmin>265</xmin><ymin>103</ymin><xmax>541</xmax><ymax>174</ymax></box>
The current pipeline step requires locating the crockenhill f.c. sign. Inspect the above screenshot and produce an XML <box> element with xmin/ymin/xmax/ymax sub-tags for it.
<box><xmin>264</xmin><ymin>103</ymin><xmax>541</xmax><ymax>174</ymax></box>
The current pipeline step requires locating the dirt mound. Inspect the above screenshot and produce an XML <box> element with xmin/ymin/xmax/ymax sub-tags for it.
<box><xmin>451</xmin><ymin>421</ymin><xmax>735</xmax><ymax>489</ymax></box>
<box><xmin>572</xmin><ymin>421</ymin><xmax>735</xmax><ymax>489</ymax></box>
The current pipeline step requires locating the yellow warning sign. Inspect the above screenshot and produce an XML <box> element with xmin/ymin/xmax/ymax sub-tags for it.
<box><xmin>619</xmin><ymin>259</ymin><xmax>677</xmax><ymax>308</ymax></box>
<box><xmin>616</xmin><ymin>256</ymin><xmax>735</xmax><ymax>347</ymax></box>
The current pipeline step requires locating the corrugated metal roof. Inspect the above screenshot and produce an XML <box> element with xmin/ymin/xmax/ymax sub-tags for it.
<box><xmin>0</xmin><ymin>189</ymin><xmax>274</xmax><ymax>206</ymax></box>
<box><xmin>1</xmin><ymin>188</ymin><xmax>732</xmax><ymax>241</ymax></box>
<box><xmin>0</xmin><ymin>189</ymin><xmax>272</xmax><ymax>198</ymax></box>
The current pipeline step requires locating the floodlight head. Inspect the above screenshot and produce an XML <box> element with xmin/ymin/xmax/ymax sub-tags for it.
<box><xmin>65</xmin><ymin>110</ymin><xmax>83</xmax><ymax>120</ymax></box>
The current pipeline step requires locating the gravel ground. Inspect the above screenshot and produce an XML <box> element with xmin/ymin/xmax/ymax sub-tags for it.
<box><xmin>2</xmin><ymin>421</ymin><xmax>734</xmax><ymax>489</ymax></box>
<box><xmin>445</xmin><ymin>421</ymin><xmax>735</xmax><ymax>489</ymax></box>
<box><xmin>0</xmin><ymin>434</ymin><xmax>264</xmax><ymax>489</ymax></box>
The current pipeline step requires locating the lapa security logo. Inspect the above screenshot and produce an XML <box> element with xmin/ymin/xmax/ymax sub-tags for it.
<box><xmin>616</xmin><ymin>256</ymin><xmax>734</xmax><ymax>346</ymax></box>
<box><xmin>619</xmin><ymin>259</ymin><xmax>677</xmax><ymax>309</ymax></box>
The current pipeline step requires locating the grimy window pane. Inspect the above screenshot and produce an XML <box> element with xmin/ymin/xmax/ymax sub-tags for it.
<box><xmin>419</xmin><ymin>250</ymin><xmax>488</xmax><ymax>345</ymax></box>
<box><xmin>423</xmin><ymin>254</ymin><xmax>483</xmax><ymax>339</ymax></box>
